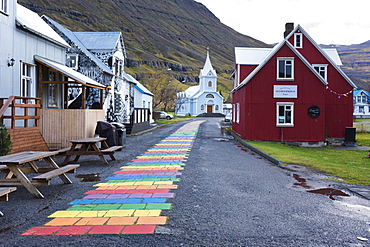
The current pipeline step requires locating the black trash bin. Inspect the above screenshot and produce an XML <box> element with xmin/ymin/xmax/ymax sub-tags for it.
<box><xmin>95</xmin><ymin>121</ymin><xmax>117</xmax><ymax>147</ymax></box>
<box><xmin>111</xmin><ymin>122</ymin><xmax>126</xmax><ymax>145</ymax></box>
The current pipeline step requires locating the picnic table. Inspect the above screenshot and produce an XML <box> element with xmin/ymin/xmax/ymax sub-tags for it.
<box><xmin>0</xmin><ymin>151</ymin><xmax>79</xmax><ymax>198</ymax></box>
<box><xmin>59</xmin><ymin>137</ymin><xmax>124</xmax><ymax>165</ymax></box>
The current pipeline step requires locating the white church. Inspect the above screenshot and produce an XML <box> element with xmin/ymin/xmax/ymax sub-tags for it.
<box><xmin>176</xmin><ymin>50</ymin><xmax>224</xmax><ymax>116</ymax></box>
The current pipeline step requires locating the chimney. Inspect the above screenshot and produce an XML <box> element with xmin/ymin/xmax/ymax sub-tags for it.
<box><xmin>284</xmin><ymin>23</ymin><xmax>294</xmax><ymax>38</ymax></box>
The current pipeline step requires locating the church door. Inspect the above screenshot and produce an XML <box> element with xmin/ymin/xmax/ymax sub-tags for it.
<box><xmin>207</xmin><ymin>105</ymin><xmax>212</xmax><ymax>113</ymax></box>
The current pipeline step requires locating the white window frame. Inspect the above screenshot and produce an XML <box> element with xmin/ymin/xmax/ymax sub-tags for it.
<box><xmin>67</xmin><ymin>54</ymin><xmax>79</xmax><ymax>70</ymax></box>
<box><xmin>313</xmin><ymin>64</ymin><xmax>327</xmax><ymax>81</ymax></box>
<box><xmin>1</xmin><ymin>0</ymin><xmax>8</xmax><ymax>14</ymax></box>
<box><xmin>277</xmin><ymin>58</ymin><xmax>294</xmax><ymax>81</ymax></box>
<box><xmin>276</xmin><ymin>102</ymin><xmax>294</xmax><ymax>127</ymax></box>
<box><xmin>20</xmin><ymin>62</ymin><xmax>35</xmax><ymax>97</ymax></box>
<box><xmin>236</xmin><ymin>103</ymin><xmax>240</xmax><ymax>123</ymax></box>
<box><xmin>294</xmin><ymin>33</ymin><xmax>303</xmax><ymax>48</ymax></box>
<box><xmin>208</xmin><ymin>81</ymin><xmax>212</xmax><ymax>87</ymax></box>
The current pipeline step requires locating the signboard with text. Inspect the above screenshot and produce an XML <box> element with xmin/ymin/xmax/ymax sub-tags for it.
<box><xmin>274</xmin><ymin>85</ymin><xmax>297</xmax><ymax>98</ymax></box>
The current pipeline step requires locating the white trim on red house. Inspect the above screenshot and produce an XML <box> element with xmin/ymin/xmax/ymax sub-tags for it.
<box><xmin>234</xmin><ymin>40</ymin><xmax>328</xmax><ymax>92</ymax></box>
<box><xmin>285</xmin><ymin>25</ymin><xmax>357</xmax><ymax>89</ymax></box>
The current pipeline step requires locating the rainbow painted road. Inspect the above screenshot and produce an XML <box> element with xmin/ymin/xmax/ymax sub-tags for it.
<box><xmin>22</xmin><ymin>121</ymin><xmax>204</xmax><ymax>236</ymax></box>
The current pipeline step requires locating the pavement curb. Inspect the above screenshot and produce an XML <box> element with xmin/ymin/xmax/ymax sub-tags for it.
<box><xmin>226</xmin><ymin>129</ymin><xmax>283</xmax><ymax>166</ymax></box>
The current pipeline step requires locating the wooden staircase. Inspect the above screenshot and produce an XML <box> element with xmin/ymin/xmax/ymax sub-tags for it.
<box><xmin>0</xmin><ymin>96</ymin><xmax>49</xmax><ymax>154</ymax></box>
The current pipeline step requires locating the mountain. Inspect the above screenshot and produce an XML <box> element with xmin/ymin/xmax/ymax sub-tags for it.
<box><xmin>321</xmin><ymin>42</ymin><xmax>370</xmax><ymax>91</ymax></box>
<box><xmin>18</xmin><ymin>0</ymin><xmax>270</xmax><ymax>101</ymax></box>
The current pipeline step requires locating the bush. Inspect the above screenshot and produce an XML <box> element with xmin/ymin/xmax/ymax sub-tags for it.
<box><xmin>0</xmin><ymin>124</ymin><xmax>12</xmax><ymax>156</ymax></box>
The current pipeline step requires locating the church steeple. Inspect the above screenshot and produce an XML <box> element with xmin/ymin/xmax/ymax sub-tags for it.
<box><xmin>199</xmin><ymin>48</ymin><xmax>217</xmax><ymax>93</ymax></box>
<box><xmin>200</xmin><ymin>48</ymin><xmax>216</xmax><ymax>77</ymax></box>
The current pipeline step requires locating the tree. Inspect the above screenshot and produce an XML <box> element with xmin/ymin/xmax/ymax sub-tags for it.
<box><xmin>0</xmin><ymin>124</ymin><xmax>12</xmax><ymax>156</ymax></box>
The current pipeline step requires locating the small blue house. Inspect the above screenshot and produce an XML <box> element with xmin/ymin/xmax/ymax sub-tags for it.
<box><xmin>353</xmin><ymin>90</ymin><xmax>370</xmax><ymax>119</ymax></box>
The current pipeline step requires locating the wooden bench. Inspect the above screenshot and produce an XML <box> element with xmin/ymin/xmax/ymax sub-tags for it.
<box><xmin>33</xmin><ymin>164</ymin><xmax>80</xmax><ymax>181</ymax></box>
<box><xmin>0</xmin><ymin>187</ymin><xmax>16</xmax><ymax>201</ymax></box>
<box><xmin>55</xmin><ymin>147</ymin><xmax>71</xmax><ymax>155</ymax></box>
<box><xmin>101</xmin><ymin>146</ymin><xmax>124</xmax><ymax>153</ymax></box>
<box><xmin>0</xmin><ymin>187</ymin><xmax>17</xmax><ymax>216</ymax></box>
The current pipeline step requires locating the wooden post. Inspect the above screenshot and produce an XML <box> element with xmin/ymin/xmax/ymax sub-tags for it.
<box><xmin>82</xmin><ymin>85</ymin><xmax>86</xmax><ymax>109</ymax></box>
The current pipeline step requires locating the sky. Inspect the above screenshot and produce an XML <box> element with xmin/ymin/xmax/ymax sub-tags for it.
<box><xmin>196</xmin><ymin>0</ymin><xmax>370</xmax><ymax>45</ymax></box>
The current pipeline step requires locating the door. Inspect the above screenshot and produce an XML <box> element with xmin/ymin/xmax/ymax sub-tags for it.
<box><xmin>207</xmin><ymin>105</ymin><xmax>212</xmax><ymax>113</ymax></box>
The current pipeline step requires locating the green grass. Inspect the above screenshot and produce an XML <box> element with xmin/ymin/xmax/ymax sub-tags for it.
<box><xmin>245</xmin><ymin>138</ymin><xmax>370</xmax><ymax>185</ymax></box>
<box><xmin>155</xmin><ymin>117</ymin><xmax>192</xmax><ymax>124</ymax></box>
<box><xmin>356</xmin><ymin>132</ymin><xmax>370</xmax><ymax>146</ymax></box>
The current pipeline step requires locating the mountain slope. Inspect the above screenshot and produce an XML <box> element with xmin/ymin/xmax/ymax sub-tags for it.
<box><xmin>322</xmin><ymin>42</ymin><xmax>370</xmax><ymax>90</ymax></box>
<box><xmin>19</xmin><ymin>0</ymin><xmax>268</xmax><ymax>70</ymax></box>
<box><xmin>19</xmin><ymin>0</ymin><xmax>272</xmax><ymax>102</ymax></box>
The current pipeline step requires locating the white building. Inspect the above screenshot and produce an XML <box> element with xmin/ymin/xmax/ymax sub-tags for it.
<box><xmin>176</xmin><ymin>50</ymin><xmax>223</xmax><ymax>116</ymax></box>
<box><xmin>353</xmin><ymin>90</ymin><xmax>370</xmax><ymax>119</ymax></box>
<box><xmin>0</xmin><ymin>1</ymin><xmax>69</xmax><ymax>98</ymax></box>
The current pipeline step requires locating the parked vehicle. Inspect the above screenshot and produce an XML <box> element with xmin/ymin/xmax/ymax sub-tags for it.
<box><xmin>158</xmin><ymin>111</ymin><xmax>173</xmax><ymax>120</ymax></box>
<box><xmin>224</xmin><ymin>113</ymin><xmax>232</xmax><ymax>122</ymax></box>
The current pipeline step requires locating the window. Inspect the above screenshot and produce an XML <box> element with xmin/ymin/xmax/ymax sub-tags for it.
<box><xmin>67</xmin><ymin>54</ymin><xmax>78</xmax><ymax>70</ymax></box>
<box><xmin>1</xmin><ymin>0</ymin><xmax>8</xmax><ymax>13</ymax></box>
<box><xmin>200</xmin><ymin>105</ymin><xmax>204</xmax><ymax>111</ymax></box>
<box><xmin>294</xmin><ymin>33</ymin><xmax>303</xmax><ymax>48</ymax></box>
<box><xmin>143</xmin><ymin>100</ymin><xmax>145</xmax><ymax>108</ymax></box>
<box><xmin>208</xmin><ymin>81</ymin><xmax>212</xmax><ymax>87</ymax></box>
<box><xmin>236</xmin><ymin>103</ymin><xmax>240</xmax><ymax>123</ymax></box>
<box><xmin>205</xmin><ymin>94</ymin><xmax>214</xmax><ymax>98</ymax></box>
<box><xmin>276</xmin><ymin>102</ymin><xmax>294</xmax><ymax>127</ymax></box>
<box><xmin>277</xmin><ymin>58</ymin><xmax>294</xmax><ymax>80</ymax></box>
<box><xmin>47</xmin><ymin>71</ymin><xmax>59</xmax><ymax>108</ymax></box>
<box><xmin>359</xmin><ymin>106</ymin><xmax>365</xmax><ymax>113</ymax></box>
<box><xmin>21</xmin><ymin>63</ymin><xmax>35</xmax><ymax>97</ymax></box>
<box><xmin>215</xmin><ymin>105</ymin><xmax>219</xmax><ymax>111</ymax></box>
<box><xmin>313</xmin><ymin>65</ymin><xmax>327</xmax><ymax>80</ymax></box>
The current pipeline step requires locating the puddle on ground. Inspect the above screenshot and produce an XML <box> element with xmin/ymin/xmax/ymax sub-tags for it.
<box><xmin>75</xmin><ymin>173</ymin><xmax>101</xmax><ymax>182</ymax></box>
<box><xmin>292</xmin><ymin>173</ymin><xmax>350</xmax><ymax>200</ymax></box>
<box><xmin>307</xmin><ymin>188</ymin><xmax>350</xmax><ymax>200</ymax></box>
<box><xmin>293</xmin><ymin>174</ymin><xmax>312</xmax><ymax>189</ymax></box>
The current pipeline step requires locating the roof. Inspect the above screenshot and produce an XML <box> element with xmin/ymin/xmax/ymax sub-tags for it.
<box><xmin>184</xmin><ymin>85</ymin><xmax>200</xmax><ymax>98</ymax></box>
<box><xmin>354</xmin><ymin>90</ymin><xmax>370</xmax><ymax>97</ymax></box>
<box><xmin>235</xmin><ymin>47</ymin><xmax>275</xmax><ymax>65</ymax></box>
<box><xmin>73</xmin><ymin>32</ymin><xmax>122</xmax><ymax>50</ymax></box>
<box><xmin>200</xmin><ymin>49</ymin><xmax>217</xmax><ymax>77</ymax></box>
<box><xmin>124</xmin><ymin>73</ymin><xmax>154</xmax><ymax>96</ymax></box>
<box><xmin>42</xmin><ymin>16</ymin><xmax>113</xmax><ymax>75</ymax></box>
<box><xmin>16</xmin><ymin>5</ymin><xmax>69</xmax><ymax>48</ymax></box>
<box><xmin>34</xmin><ymin>55</ymin><xmax>107</xmax><ymax>89</ymax></box>
<box><xmin>235</xmin><ymin>46</ymin><xmax>342</xmax><ymax>66</ymax></box>
<box><xmin>234</xmin><ymin>24</ymin><xmax>357</xmax><ymax>90</ymax></box>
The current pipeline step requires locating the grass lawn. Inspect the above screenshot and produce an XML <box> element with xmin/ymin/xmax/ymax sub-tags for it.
<box><xmin>245</xmin><ymin>136</ymin><xmax>370</xmax><ymax>185</ymax></box>
<box><xmin>155</xmin><ymin>117</ymin><xmax>192</xmax><ymax>124</ymax></box>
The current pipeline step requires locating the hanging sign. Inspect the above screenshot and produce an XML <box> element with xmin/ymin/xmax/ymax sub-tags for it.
<box><xmin>274</xmin><ymin>85</ymin><xmax>297</xmax><ymax>98</ymax></box>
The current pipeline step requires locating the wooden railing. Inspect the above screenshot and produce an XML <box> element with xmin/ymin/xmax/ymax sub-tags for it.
<box><xmin>0</xmin><ymin>96</ymin><xmax>41</xmax><ymax>129</ymax></box>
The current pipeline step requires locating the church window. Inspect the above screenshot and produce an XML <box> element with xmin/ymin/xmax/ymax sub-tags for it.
<box><xmin>206</xmin><ymin>94</ymin><xmax>214</xmax><ymax>98</ymax></box>
<box><xmin>215</xmin><ymin>105</ymin><xmax>219</xmax><ymax>111</ymax></box>
<box><xmin>200</xmin><ymin>105</ymin><xmax>204</xmax><ymax>111</ymax></box>
<box><xmin>208</xmin><ymin>81</ymin><xmax>212</xmax><ymax>87</ymax></box>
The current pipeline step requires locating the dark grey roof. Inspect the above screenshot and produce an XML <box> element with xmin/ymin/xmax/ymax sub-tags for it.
<box><xmin>42</xmin><ymin>15</ymin><xmax>113</xmax><ymax>75</ymax></box>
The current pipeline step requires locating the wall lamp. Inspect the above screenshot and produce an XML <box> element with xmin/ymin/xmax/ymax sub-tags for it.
<box><xmin>7</xmin><ymin>57</ymin><xmax>15</xmax><ymax>67</ymax></box>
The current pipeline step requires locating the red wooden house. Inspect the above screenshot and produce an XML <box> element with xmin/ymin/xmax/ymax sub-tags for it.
<box><xmin>232</xmin><ymin>23</ymin><xmax>357</xmax><ymax>146</ymax></box>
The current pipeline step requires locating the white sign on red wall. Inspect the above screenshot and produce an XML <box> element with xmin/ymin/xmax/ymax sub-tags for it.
<box><xmin>274</xmin><ymin>85</ymin><xmax>297</xmax><ymax>98</ymax></box>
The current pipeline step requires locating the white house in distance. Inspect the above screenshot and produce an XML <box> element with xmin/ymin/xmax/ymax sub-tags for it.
<box><xmin>176</xmin><ymin>50</ymin><xmax>223</xmax><ymax>116</ymax></box>
<box><xmin>353</xmin><ymin>90</ymin><xmax>370</xmax><ymax>119</ymax></box>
